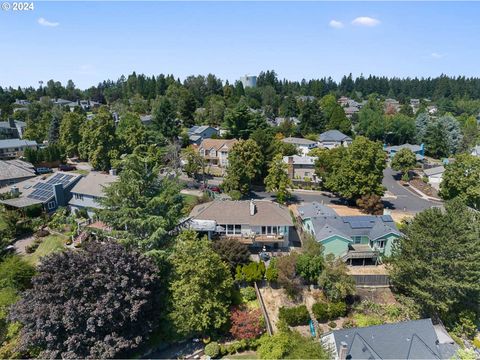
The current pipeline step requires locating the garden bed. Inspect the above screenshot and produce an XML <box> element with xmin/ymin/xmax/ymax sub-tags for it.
<box><xmin>409</xmin><ymin>177</ymin><xmax>439</xmax><ymax>198</ymax></box>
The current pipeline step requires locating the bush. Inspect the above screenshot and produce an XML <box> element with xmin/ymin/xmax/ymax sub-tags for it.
<box><xmin>473</xmin><ymin>338</ymin><xmax>480</xmax><ymax>349</ymax></box>
<box><xmin>240</xmin><ymin>286</ymin><xmax>257</xmax><ymax>302</ymax></box>
<box><xmin>328</xmin><ymin>321</ymin><xmax>337</xmax><ymax>328</ymax></box>
<box><xmin>265</xmin><ymin>258</ymin><xmax>278</xmax><ymax>282</ymax></box>
<box><xmin>278</xmin><ymin>305</ymin><xmax>310</xmax><ymax>326</ymax></box>
<box><xmin>25</xmin><ymin>243</ymin><xmax>39</xmax><ymax>254</ymax></box>
<box><xmin>204</xmin><ymin>341</ymin><xmax>220</xmax><ymax>358</ymax></box>
<box><xmin>65</xmin><ymin>238</ymin><xmax>73</xmax><ymax>246</ymax></box>
<box><xmin>34</xmin><ymin>229</ymin><xmax>49</xmax><ymax>238</ymax></box>
<box><xmin>235</xmin><ymin>262</ymin><xmax>265</xmax><ymax>283</ymax></box>
<box><xmin>312</xmin><ymin>302</ymin><xmax>329</xmax><ymax>322</ymax></box>
<box><xmin>342</xmin><ymin>318</ymin><xmax>356</xmax><ymax>329</ymax></box>
<box><xmin>353</xmin><ymin>313</ymin><xmax>383</xmax><ymax>328</ymax></box>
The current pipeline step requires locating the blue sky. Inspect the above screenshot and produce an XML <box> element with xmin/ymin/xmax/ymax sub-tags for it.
<box><xmin>1</xmin><ymin>1</ymin><xmax>479</xmax><ymax>89</ymax></box>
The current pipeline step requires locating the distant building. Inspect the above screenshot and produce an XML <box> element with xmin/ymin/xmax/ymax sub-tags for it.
<box><xmin>189</xmin><ymin>200</ymin><xmax>293</xmax><ymax>249</ymax></box>
<box><xmin>187</xmin><ymin>125</ymin><xmax>219</xmax><ymax>145</ymax></box>
<box><xmin>322</xmin><ymin>318</ymin><xmax>458</xmax><ymax>360</ymax></box>
<box><xmin>198</xmin><ymin>138</ymin><xmax>238</xmax><ymax>168</ymax></box>
<box><xmin>240</xmin><ymin>75</ymin><xmax>257</xmax><ymax>88</ymax></box>
<box><xmin>0</xmin><ymin>172</ymin><xmax>82</xmax><ymax>213</ymax></box>
<box><xmin>0</xmin><ymin>160</ymin><xmax>36</xmax><ymax>188</ymax></box>
<box><xmin>69</xmin><ymin>171</ymin><xmax>118</xmax><ymax>218</ymax></box>
<box><xmin>66</xmin><ymin>100</ymin><xmax>101</xmax><ymax>112</ymax></box>
<box><xmin>318</xmin><ymin>130</ymin><xmax>352</xmax><ymax>149</ymax></box>
<box><xmin>385</xmin><ymin>143</ymin><xmax>424</xmax><ymax>161</ymax></box>
<box><xmin>281</xmin><ymin>137</ymin><xmax>317</xmax><ymax>156</ymax></box>
<box><xmin>0</xmin><ymin>139</ymin><xmax>38</xmax><ymax>160</ymax></box>
<box><xmin>423</xmin><ymin>166</ymin><xmax>445</xmax><ymax>190</ymax></box>
<box><xmin>283</xmin><ymin>155</ymin><xmax>318</xmax><ymax>183</ymax></box>
<box><xmin>270</xmin><ymin>117</ymin><xmax>300</xmax><ymax>127</ymax></box>
<box><xmin>0</xmin><ymin>119</ymin><xmax>27</xmax><ymax>139</ymax></box>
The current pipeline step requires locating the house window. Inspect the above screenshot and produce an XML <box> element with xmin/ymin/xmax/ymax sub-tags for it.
<box><xmin>234</xmin><ymin>225</ymin><xmax>241</xmax><ymax>234</ymax></box>
<box><xmin>377</xmin><ymin>240</ymin><xmax>386</xmax><ymax>249</ymax></box>
<box><xmin>47</xmin><ymin>201</ymin><xmax>56</xmax><ymax>210</ymax></box>
<box><xmin>352</xmin><ymin>236</ymin><xmax>362</xmax><ymax>244</ymax></box>
<box><xmin>74</xmin><ymin>193</ymin><xmax>84</xmax><ymax>200</ymax></box>
<box><xmin>227</xmin><ymin>224</ymin><xmax>234</xmax><ymax>235</ymax></box>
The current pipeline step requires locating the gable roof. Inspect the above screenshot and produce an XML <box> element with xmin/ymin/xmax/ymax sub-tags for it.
<box><xmin>190</xmin><ymin>200</ymin><xmax>293</xmax><ymax>226</ymax></box>
<box><xmin>188</xmin><ymin>125</ymin><xmax>216</xmax><ymax>135</ymax></box>
<box><xmin>298</xmin><ymin>202</ymin><xmax>338</xmax><ymax>220</ymax></box>
<box><xmin>70</xmin><ymin>172</ymin><xmax>117</xmax><ymax>198</ymax></box>
<box><xmin>329</xmin><ymin>319</ymin><xmax>457</xmax><ymax>360</ymax></box>
<box><xmin>424</xmin><ymin>166</ymin><xmax>445</xmax><ymax>176</ymax></box>
<box><xmin>319</xmin><ymin>130</ymin><xmax>352</xmax><ymax>142</ymax></box>
<box><xmin>385</xmin><ymin>143</ymin><xmax>423</xmax><ymax>153</ymax></box>
<box><xmin>0</xmin><ymin>139</ymin><xmax>38</xmax><ymax>150</ymax></box>
<box><xmin>199</xmin><ymin>139</ymin><xmax>238</xmax><ymax>152</ymax></box>
<box><xmin>0</xmin><ymin>160</ymin><xmax>36</xmax><ymax>182</ymax></box>
<box><xmin>283</xmin><ymin>155</ymin><xmax>316</xmax><ymax>166</ymax></box>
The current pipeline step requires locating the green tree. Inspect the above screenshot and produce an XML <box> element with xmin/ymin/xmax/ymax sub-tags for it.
<box><xmin>424</xmin><ymin>122</ymin><xmax>450</xmax><ymax>158</ymax></box>
<box><xmin>460</xmin><ymin>115</ymin><xmax>479</xmax><ymax>152</ymax></box>
<box><xmin>318</xmin><ymin>255</ymin><xmax>355</xmax><ymax>302</ymax></box>
<box><xmin>298</xmin><ymin>100</ymin><xmax>325</xmax><ymax>135</ymax></box>
<box><xmin>439</xmin><ymin>154</ymin><xmax>480</xmax><ymax>209</ymax></box>
<box><xmin>59</xmin><ymin>112</ymin><xmax>84</xmax><ymax>157</ymax></box>
<box><xmin>390</xmin><ymin>199</ymin><xmax>480</xmax><ymax>322</ymax></box>
<box><xmin>169</xmin><ymin>231</ymin><xmax>233</xmax><ymax>336</ymax></box>
<box><xmin>257</xmin><ymin>330</ymin><xmax>329</xmax><ymax>359</ymax></box>
<box><xmin>78</xmin><ymin>107</ymin><xmax>118</xmax><ymax>171</ymax></box>
<box><xmin>385</xmin><ymin>114</ymin><xmax>416</xmax><ymax>145</ymax></box>
<box><xmin>295</xmin><ymin>235</ymin><xmax>324</xmax><ymax>284</ymax></box>
<box><xmin>222</xmin><ymin>139</ymin><xmax>263</xmax><ymax>198</ymax></box>
<box><xmin>99</xmin><ymin>151</ymin><xmax>184</xmax><ymax>251</ymax></box>
<box><xmin>265</xmin><ymin>154</ymin><xmax>292</xmax><ymax>204</ymax></box>
<box><xmin>356</xmin><ymin>107</ymin><xmax>385</xmax><ymax>141</ymax></box>
<box><xmin>152</xmin><ymin>96</ymin><xmax>179</xmax><ymax>139</ymax></box>
<box><xmin>116</xmin><ymin>112</ymin><xmax>147</xmax><ymax>154</ymax></box>
<box><xmin>47</xmin><ymin>107</ymin><xmax>63</xmax><ymax>144</ymax></box>
<box><xmin>211</xmin><ymin>238</ymin><xmax>250</xmax><ymax>274</ymax></box>
<box><xmin>391</xmin><ymin>148</ymin><xmax>417</xmax><ymax>176</ymax></box>
<box><xmin>182</xmin><ymin>146</ymin><xmax>204</xmax><ymax>180</ymax></box>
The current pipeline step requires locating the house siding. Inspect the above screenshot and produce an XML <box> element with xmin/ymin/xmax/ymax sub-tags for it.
<box><xmin>321</xmin><ymin>235</ymin><xmax>351</xmax><ymax>257</ymax></box>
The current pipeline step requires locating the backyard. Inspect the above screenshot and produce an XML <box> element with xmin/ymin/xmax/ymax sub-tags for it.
<box><xmin>23</xmin><ymin>234</ymin><xmax>67</xmax><ymax>266</ymax></box>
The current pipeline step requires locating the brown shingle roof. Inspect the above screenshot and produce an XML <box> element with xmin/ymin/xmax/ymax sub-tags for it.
<box><xmin>190</xmin><ymin>200</ymin><xmax>293</xmax><ymax>226</ymax></box>
<box><xmin>199</xmin><ymin>139</ymin><xmax>238</xmax><ymax>151</ymax></box>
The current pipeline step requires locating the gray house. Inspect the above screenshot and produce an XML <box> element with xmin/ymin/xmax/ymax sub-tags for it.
<box><xmin>0</xmin><ymin>160</ymin><xmax>36</xmax><ymax>188</ymax></box>
<box><xmin>319</xmin><ymin>130</ymin><xmax>352</xmax><ymax>149</ymax></box>
<box><xmin>187</xmin><ymin>125</ymin><xmax>219</xmax><ymax>145</ymax></box>
<box><xmin>322</xmin><ymin>318</ymin><xmax>458</xmax><ymax>360</ymax></box>
<box><xmin>0</xmin><ymin>139</ymin><xmax>38</xmax><ymax>160</ymax></box>
<box><xmin>69</xmin><ymin>172</ymin><xmax>118</xmax><ymax>218</ymax></box>
<box><xmin>0</xmin><ymin>119</ymin><xmax>27</xmax><ymax>139</ymax></box>
<box><xmin>0</xmin><ymin>172</ymin><xmax>82</xmax><ymax>213</ymax></box>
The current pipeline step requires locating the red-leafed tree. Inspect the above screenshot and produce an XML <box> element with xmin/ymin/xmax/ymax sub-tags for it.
<box><xmin>229</xmin><ymin>307</ymin><xmax>264</xmax><ymax>340</ymax></box>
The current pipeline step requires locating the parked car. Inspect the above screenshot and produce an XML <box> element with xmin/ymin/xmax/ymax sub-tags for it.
<box><xmin>35</xmin><ymin>167</ymin><xmax>53</xmax><ymax>174</ymax></box>
<box><xmin>58</xmin><ymin>164</ymin><xmax>77</xmax><ymax>171</ymax></box>
<box><xmin>200</xmin><ymin>184</ymin><xmax>221</xmax><ymax>193</ymax></box>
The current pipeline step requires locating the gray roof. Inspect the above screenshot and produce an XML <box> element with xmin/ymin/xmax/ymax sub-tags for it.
<box><xmin>319</xmin><ymin>130</ymin><xmax>352</xmax><ymax>142</ymax></box>
<box><xmin>424</xmin><ymin>166</ymin><xmax>445</xmax><ymax>176</ymax></box>
<box><xmin>309</xmin><ymin>213</ymin><xmax>400</xmax><ymax>241</ymax></box>
<box><xmin>385</xmin><ymin>143</ymin><xmax>422</xmax><ymax>153</ymax></box>
<box><xmin>0</xmin><ymin>139</ymin><xmax>38</xmax><ymax>150</ymax></box>
<box><xmin>190</xmin><ymin>200</ymin><xmax>293</xmax><ymax>226</ymax></box>
<box><xmin>1</xmin><ymin>197</ymin><xmax>43</xmax><ymax>208</ymax></box>
<box><xmin>70</xmin><ymin>172</ymin><xmax>117</xmax><ymax>198</ymax></box>
<box><xmin>283</xmin><ymin>155</ymin><xmax>316</xmax><ymax>166</ymax></box>
<box><xmin>0</xmin><ymin>160</ymin><xmax>36</xmax><ymax>182</ymax></box>
<box><xmin>328</xmin><ymin>319</ymin><xmax>458</xmax><ymax>360</ymax></box>
<box><xmin>188</xmin><ymin>125</ymin><xmax>215</xmax><ymax>135</ymax></box>
<box><xmin>297</xmin><ymin>202</ymin><xmax>337</xmax><ymax>220</ymax></box>
<box><xmin>281</xmin><ymin>137</ymin><xmax>317</xmax><ymax>146</ymax></box>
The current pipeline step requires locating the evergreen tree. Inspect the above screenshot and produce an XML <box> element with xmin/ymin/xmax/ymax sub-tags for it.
<box><xmin>59</xmin><ymin>112</ymin><xmax>85</xmax><ymax>157</ymax></box>
<box><xmin>424</xmin><ymin>122</ymin><xmax>450</xmax><ymax>158</ymax></box>
<box><xmin>115</xmin><ymin>112</ymin><xmax>147</xmax><ymax>154</ymax></box>
<box><xmin>151</xmin><ymin>96</ymin><xmax>179</xmax><ymax>139</ymax></box>
<box><xmin>415</xmin><ymin>112</ymin><xmax>430</xmax><ymax>143</ymax></box>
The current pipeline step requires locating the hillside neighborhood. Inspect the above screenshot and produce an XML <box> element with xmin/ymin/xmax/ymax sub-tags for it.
<box><xmin>1</xmin><ymin>3</ymin><xmax>480</xmax><ymax>359</ymax></box>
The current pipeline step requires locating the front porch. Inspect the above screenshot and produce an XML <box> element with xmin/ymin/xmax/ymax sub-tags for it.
<box><xmin>341</xmin><ymin>244</ymin><xmax>380</xmax><ymax>266</ymax></box>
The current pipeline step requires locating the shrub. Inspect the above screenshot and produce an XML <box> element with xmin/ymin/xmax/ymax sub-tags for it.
<box><xmin>353</xmin><ymin>313</ymin><xmax>383</xmax><ymax>327</ymax></box>
<box><xmin>265</xmin><ymin>258</ymin><xmax>278</xmax><ymax>282</ymax></box>
<box><xmin>452</xmin><ymin>311</ymin><xmax>478</xmax><ymax>339</ymax></box>
<box><xmin>235</xmin><ymin>262</ymin><xmax>265</xmax><ymax>283</ymax></box>
<box><xmin>328</xmin><ymin>321</ymin><xmax>337</xmax><ymax>328</ymax></box>
<box><xmin>473</xmin><ymin>338</ymin><xmax>480</xmax><ymax>349</ymax></box>
<box><xmin>65</xmin><ymin>238</ymin><xmax>73</xmax><ymax>246</ymax></box>
<box><xmin>230</xmin><ymin>307</ymin><xmax>264</xmax><ymax>340</ymax></box>
<box><xmin>25</xmin><ymin>243</ymin><xmax>39</xmax><ymax>254</ymax></box>
<box><xmin>312</xmin><ymin>302</ymin><xmax>329</xmax><ymax>322</ymax></box>
<box><xmin>342</xmin><ymin>318</ymin><xmax>356</xmax><ymax>329</ymax></box>
<box><xmin>35</xmin><ymin>229</ymin><xmax>49</xmax><ymax>238</ymax></box>
<box><xmin>278</xmin><ymin>305</ymin><xmax>310</xmax><ymax>326</ymax></box>
<box><xmin>204</xmin><ymin>342</ymin><xmax>220</xmax><ymax>358</ymax></box>
<box><xmin>328</xmin><ymin>302</ymin><xmax>347</xmax><ymax>319</ymax></box>
<box><xmin>240</xmin><ymin>286</ymin><xmax>257</xmax><ymax>302</ymax></box>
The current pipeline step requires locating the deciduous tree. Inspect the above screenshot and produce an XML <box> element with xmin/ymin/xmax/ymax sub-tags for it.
<box><xmin>265</xmin><ymin>154</ymin><xmax>292</xmax><ymax>204</ymax></box>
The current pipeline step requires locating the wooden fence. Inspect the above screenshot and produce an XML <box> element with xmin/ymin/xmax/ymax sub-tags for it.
<box><xmin>352</xmin><ymin>274</ymin><xmax>390</xmax><ymax>287</ymax></box>
<box><xmin>254</xmin><ymin>282</ymin><xmax>273</xmax><ymax>336</ymax></box>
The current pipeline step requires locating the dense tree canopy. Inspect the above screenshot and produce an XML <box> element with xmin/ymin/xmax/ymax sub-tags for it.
<box><xmin>390</xmin><ymin>199</ymin><xmax>480</xmax><ymax>325</ymax></box>
<box><xmin>10</xmin><ymin>242</ymin><xmax>163</xmax><ymax>359</ymax></box>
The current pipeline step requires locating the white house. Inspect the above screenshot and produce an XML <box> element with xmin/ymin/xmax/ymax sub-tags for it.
<box><xmin>423</xmin><ymin>166</ymin><xmax>445</xmax><ymax>190</ymax></box>
<box><xmin>189</xmin><ymin>200</ymin><xmax>293</xmax><ymax>249</ymax></box>
<box><xmin>281</xmin><ymin>137</ymin><xmax>317</xmax><ymax>156</ymax></box>
<box><xmin>69</xmin><ymin>171</ymin><xmax>118</xmax><ymax>218</ymax></box>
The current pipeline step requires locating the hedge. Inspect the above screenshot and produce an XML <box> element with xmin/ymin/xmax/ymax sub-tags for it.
<box><xmin>312</xmin><ymin>301</ymin><xmax>347</xmax><ymax>322</ymax></box>
<box><xmin>278</xmin><ymin>305</ymin><xmax>310</xmax><ymax>326</ymax></box>
<box><xmin>204</xmin><ymin>342</ymin><xmax>220</xmax><ymax>358</ymax></box>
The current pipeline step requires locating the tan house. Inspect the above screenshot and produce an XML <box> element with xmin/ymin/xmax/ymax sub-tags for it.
<box><xmin>198</xmin><ymin>139</ymin><xmax>238</xmax><ymax>168</ymax></box>
<box><xmin>188</xmin><ymin>200</ymin><xmax>293</xmax><ymax>249</ymax></box>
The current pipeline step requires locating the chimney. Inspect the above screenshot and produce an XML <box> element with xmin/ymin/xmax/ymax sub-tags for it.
<box><xmin>249</xmin><ymin>200</ymin><xmax>256</xmax><ymax>216</ymax></box>
<box><xmin>53</xmin><ymin>183</ymin><xmax>65</xmax><ymax>207</ymax></box>
<box><xmin>339</xmin><ymin>341</ymin><xmax>348</xmax><ymax>360</ymax></box>
<box><xmin>10</xmin><ymin>186</ymin><xmax>19</xmax><ymax>196</ymax></box>
<box><xmin>109</xmin><ymin>169</ymin><xmax>117</xmax><ymax>176</ymax></box>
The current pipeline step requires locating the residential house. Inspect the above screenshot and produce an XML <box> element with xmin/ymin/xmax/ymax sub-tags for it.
<box><xmin>270</xmin><ymin>117</ymin><xmax>300</xmax><ymax>127</ymax></box>
<box><xmin>384</xmin><ymin>98</ymin><xmax>401</xmax><ymax>113</ymax></box>
<box><xmin>187</xmin><ymin>125</ymin><xmax>219</xmax><ymax>145</ymax></box>
<box><xmin>14</xmin><ymin>99</ymin><xmax>30</xmax><ymax>106</ymax></box>
<box><xmin>189</xmin><ymin>200</ymin><xmax>293</xmax><ymax>249</ymax></box>
<box><xmin>385</xmin><ymin>143</ymin><xmax>424</xmax><ymax>161</ymax></box>
<box><xmin>321</xmin><ymin>318</ymin><xmax>458</xmax><ymax>360</ymax></box>
<box><xmin>51</xmin><ymin>98</ymin><xmax>72</xmax><ymax>106</ymax></box>
<box><xmin>423</xmin><ymin>166</ymin><xmax>445</xmax><ymax>190</ymax></box>
<box><xmin>0</xmin><ymin>160</ymin><xmax>36</xmax><ymax>188</ymax></box>
<box><xmin>0</xmin><ymin>119</ymin><xmax>27</xmax><ymax>139</ymax></box>
<box><xmin>298</xmin><ymin>202</ymin><xmax>401</xmax><ymax>265</ymax></box>
<box><xmin>0</xmin><ymin>172</ymin><xmax>82</xmax><ymax>213</ymax></box>
<box><xmin>0</xmin><ymin>139</ymin><xmax>38</xmax><ymax>160</ymax></box>
<box><xmin>283</xmin><ymin>155</ymin><xmax>318</xmax><ymax>183</ymax></box>
<box><xmin>66</xmin><ymin>100</ymin><xmax>101</xmax><ymax>112</ymax></box>
<box><xmin>198</xmin><ymin>138</ymin><xmax>238</xmax><ymax>168</ymax></box>
<box><xmin>344</xmin><ymin>106</ymin><xmax>359</xmax><ymax>118</ymax></box>
<box><xmin>69</xmin><ymin>171</ymin><xmax>118</xmax><ymax>218</ymax></box>
<box><xmin>318</xmin><ymin>130</ymin><xmax>352</xmax><ymax>149</ymax></box>
<box><xmin>281</xmin><ymin>137</ymin><xmax>317</xmax><ymax>156</ymax></box>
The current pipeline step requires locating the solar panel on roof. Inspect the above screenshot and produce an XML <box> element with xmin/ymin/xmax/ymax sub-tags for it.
<box><xmin>33</xmin><ymin>183</ymin><xmax>51</xmax><ymax>190</ymax></box>
<box><xmin>381</xmin><ymin>215</ymin><xmax>393</xmax><ymax>222</ymax></box>
<box><xmin>28</xmin><ymin>188</ymin><xmax>53</xmax><ymax>202</ymax></box>
<box><xmin>349</xmin><ymin>220</ymin><xmax>374</xmax><ymax>229</ymax></box>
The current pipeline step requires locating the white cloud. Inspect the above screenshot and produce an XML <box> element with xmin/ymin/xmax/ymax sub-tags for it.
<box><xmin>38</xmin><ymin>17</ymin><xmax>59</xmax><ymax>27</ymax></box>
<box><xmin>431</xmin><ymin>52</ymin><xmax>445</xmax><ymax>59</ymax></box>
<box><xmin>351</xmin><ymin>16</ymin><xmax>380</xmax><ymax>27</ymax></box>
<box><xmin>329</xmin><ymin>20</ymin><xmax>344</xmax><ymax>29</ymax></box>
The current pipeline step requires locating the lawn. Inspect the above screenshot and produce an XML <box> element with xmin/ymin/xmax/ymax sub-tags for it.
<box><xmin>72</xmin><ymin>169</ymin><xmax>89</xmax><ymax>176</ymax></box>
<box><xmin>182</xmin><ymin>194</ymin><xmax>199</xmax><ymax>206</ymax></box>
<box><xmin>24</xmin><ymin>234</ymin><xmax>67</xmax><ymax>265</ymax></box>
<box><xmin>223</xmin><ymin>351</ymin><xmax>258</xmax><ymax>359</ymax></box>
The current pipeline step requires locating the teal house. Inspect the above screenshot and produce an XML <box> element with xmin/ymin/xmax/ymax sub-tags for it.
<box><xmin>298</xmin><ymin>202</ymin><xmax>401</xmax><ymax>265</ymax></box>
